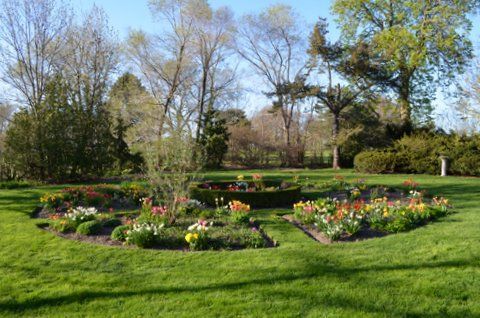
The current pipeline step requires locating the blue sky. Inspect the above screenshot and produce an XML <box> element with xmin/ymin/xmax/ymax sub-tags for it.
<box><xmin>74</xmin><ymin>0</ymin><xmax>480</xmax><ymax>129</ymax></box>
<box><xmin>75</xmin><ymin>0</ymin><xmax>337</xmax><ymax>37</ymax></box>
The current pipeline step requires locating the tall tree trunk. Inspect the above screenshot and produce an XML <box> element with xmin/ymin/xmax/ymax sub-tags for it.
<box><xmin>399</xmin><ymin>71</ymin><xmax>412</xmax><ymax>133</ymax></box>
<box><xmin>284</xmin><ymin>124</ymin><xmax>296</xmax><ymax>167</ymax></box>
<box><xmin>332</xmin><ymin>113</ymin><xmax>340</xmax><ymax>170</ymax></box>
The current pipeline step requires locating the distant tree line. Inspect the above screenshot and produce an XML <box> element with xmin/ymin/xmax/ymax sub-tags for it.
<box><xmin>0</xmin><ymin>0</ymin><xmax>479</xmax><ymax>181</ymax></box>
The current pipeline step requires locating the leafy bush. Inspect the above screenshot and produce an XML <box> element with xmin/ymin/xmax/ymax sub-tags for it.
<box><xmin>111</xmin><ymin>225</ymin><xmax>130</xmax><ymax>241</ymax></box>
<box><xmin>190</xmin><ymin>181</ymin><xmax>301</xmax><ymax>208</ymax></box>
<box><xmin>0</xmin><ymin>180</ymin><xmax>36</xmax><ymax>189</ymax></box>
<box><xmin>355</xmin><ymin>132</ymin><xmax>480</xmax><ymax>176</ymax></box>
<box><xmin>76</xmin><ymin>220</ymin><xmax>103</xmax><ymax>235</ymax></box>
<box><xmin>102</xmin><ymin>217</ymin><xmax>122</xmax><ymax>228</ymax></box>
<box><xmin>354</xmin><ymin>151</ymin><xmax>396</xmax><ymax>174</ymax></box>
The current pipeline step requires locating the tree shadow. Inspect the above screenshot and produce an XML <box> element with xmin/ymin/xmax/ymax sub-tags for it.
<box><xmin>0</xmin><ymin>257</ymin><xmax>477</xmax><ymax>316</ymax></box>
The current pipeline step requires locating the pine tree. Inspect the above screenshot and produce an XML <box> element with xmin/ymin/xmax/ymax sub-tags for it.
<box><xmin>199</xmin><ymin>109</ymin><xmax>230</xmax><ymax>168</ymax></box>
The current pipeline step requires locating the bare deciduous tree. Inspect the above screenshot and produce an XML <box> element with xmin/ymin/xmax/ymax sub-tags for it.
<box><xmin>0</xmin><ymin>0</ymin><xmax>71</xmax><ymax>114</ymax></box>
<box><xmin>126</xmin><ymin>0</ymin><xmax>198</xmax><ymax>136</ymax></box>
<box><xmin>236</xmin><ymin>4</ymin><xmax>308</xmax><ymax>166</ymax></box>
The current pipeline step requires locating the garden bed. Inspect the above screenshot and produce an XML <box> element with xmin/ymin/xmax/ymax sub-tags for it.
<box><xmin>286</xmin><ymin>177</ymin><xmax>452</xmax><ymax>243</ymax></box>
<box><xmin>36</xmin><ymin>184</ymin><xmax>276</xmax><ymax>251</ymax></box>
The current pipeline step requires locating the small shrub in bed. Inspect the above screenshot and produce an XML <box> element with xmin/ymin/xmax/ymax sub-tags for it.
<box><xmin>111</xmin><ymin>225</ymin><xmax>131</xmax><ymax>241</ymax></box>
<box><xmin>101</xmin><ymin>217</ymin><xmax>122</xmax><ymax>228</ymax></box>
<box><xmin>76</xmin><ymin>220</ymin><xmax>103</xmax><ymax>235</ymax></box>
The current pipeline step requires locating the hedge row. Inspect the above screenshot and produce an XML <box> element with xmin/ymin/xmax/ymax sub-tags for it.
<box><xmin>354</xmin><ymin>132</ymin><xmax>480</xmax><ymax>176</ymax></box>
<box><xmin>189</xmin><ymin>181</ymin><xmax>302</xmax><ymax>208</ymax></box>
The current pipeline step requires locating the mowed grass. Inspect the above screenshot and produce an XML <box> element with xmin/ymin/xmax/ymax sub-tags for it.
<box><xmin>0</xmin><ymin>169</ymin><xmax>479</xmax><ymax>317</ymax></box>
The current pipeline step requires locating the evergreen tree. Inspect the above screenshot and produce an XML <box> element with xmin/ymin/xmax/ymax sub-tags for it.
<box><xmin>199</xmin><ymin>109</ymin><xmax>230</xmax><ymax>168</ymax></box>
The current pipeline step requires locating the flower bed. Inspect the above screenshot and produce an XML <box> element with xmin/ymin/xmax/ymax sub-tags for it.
<box><xmin>37</xmin><ymin>189</ymin><xmax>275</xmax><ymax>251</ymax></box>
<box><xmin>287</xmin><ymin>178</ymin><xmax>451</xmax><ymax>243</ymax></box>
<box><xmin>39</xmin><ymin>182</ymin><xmax>149</xmax><ymax>213</ymax></box>
<box><xmin>189</xmin><ymin>176</ymin><xmax>301</xmax><ymax>208</ymax></box>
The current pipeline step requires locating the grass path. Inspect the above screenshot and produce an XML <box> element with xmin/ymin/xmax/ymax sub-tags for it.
<box><xmin>0</xmin><ymin>169</ymin><xmax>479</xmax><ymax>317</ymax></box>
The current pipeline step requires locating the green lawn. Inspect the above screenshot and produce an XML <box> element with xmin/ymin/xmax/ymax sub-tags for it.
<box><xmin>0</xmin><ymin>169</ymin><xmax>479</xmax><ymax>317</ymax></box>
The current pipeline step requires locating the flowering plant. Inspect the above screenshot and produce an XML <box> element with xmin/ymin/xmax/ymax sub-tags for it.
<box><xmin>348</xmin><ymin>188</ymin><xmax>362</xmax><ymax>200</ymax></box>
<box><xmin>125</xmin><ymin>222</ymin><xmax>165</xmax><ymax>248</ymax></box>
<box><xmin>121</xmin><ymin>183</ymin><xmax>149</xmax><ymax>205</ymax></box>
<box><xmin>138</xmin><ymin>197</ymin><xmax>168</xmax><ymax>225</ymax></box>
<box><xmin>293</xmin><ymin>188</ymin><xmax>451</xmax><ymax>240</ymax></box>
<box><xmin>185</xmin><ymin>220</ymin><xmax>211</xmax><ymax>250</ymax></box>
<box><xmin>40</xmin><ymin>192</ymin><xmax>66</xmax><ymax>210</ymax></box>
<box><xmin>403</xmin><ymin>178</ymin><xmax>419</xmax><ymax>190</ymax></box>
<box><xmin>229</xmin><ymin>200</ymin><xmax>251</xmax><ymax>224</ymax></box>
<box><xmin>252</xmin><ymin>173</ymin><xmax>265</xmax><ymax>190</ymax></box>
<box><xmin>293</xmin><ymin>201</ymin><xmax>317</xmax><ymax>224</ymax></box>
<box><xmin>65</xmin><ymin>206</ymin><xmax>98</xmax><ymax>222</ymax></box>
<box><xmin>214</xmin><ymin>197</ymin><xmax>229</xmax><ymax>216</ymax></box>
<box><xmin>432</xmin><ymin>197</ymin><xmax>450</xmax><ymax>213</ymax></box>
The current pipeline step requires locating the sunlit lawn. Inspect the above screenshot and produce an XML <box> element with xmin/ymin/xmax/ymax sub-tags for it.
<box><xmin>0</xmin><ymin>169</ymin><xmax>479</xmax><ymax>317</ymax></box>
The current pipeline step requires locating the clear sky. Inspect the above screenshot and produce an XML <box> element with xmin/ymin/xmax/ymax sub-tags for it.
<box><xmin>73</xmin><ymin>0</ymin><xmax>480</xmax><ymax>129</ymax></box>
<box><xmin>75</xmin><ymin>0</ymin><xmax>337</xmax><ymax>37</ymax></box>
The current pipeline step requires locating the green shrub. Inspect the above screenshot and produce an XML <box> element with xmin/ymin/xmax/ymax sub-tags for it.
<box><xmin>0</xmin><ymin>180</ymin><xmax>36</xmax><ymax>189</ymax></box>
<box><xmin>155</xmin><ymin>227</ymin><xmax>185</xmax><ymax>248</ymax></box>
<box><xmin>76</xmin><ymin>220</ymin><xmax>103</xmax><ymax>235</ymax></box>
<box><xmin>355</xmin><ymin>132</ymin><xmax>480</xmax><ymax>176</ymax></box>
<box><xmin>101</xmin><ymin>217</ymin><xmax>122</xmax><ymax>228</ymax></box>
<box><xmin>393</xmin><ymin>132</ymin><xmax>445</xmax><ymax>174</ymax></box>
<box><xmin>354</xmin><ymin>151</ymin><xmax>396</xmax><ymax>174</ymax></box>
<box><xmin>126</xmin><ymin>229</ymin><xmax>156</xmax><ymax>248</ymax></box>
<box><xmin>189</xmin><ymin>181</ymin><xmax>301</xmax><ymax>208</ymax></box>
<box><xmin>111</xmin><ymin>225</ymin><xmax>130</xmax><ymax>241</ymax></box>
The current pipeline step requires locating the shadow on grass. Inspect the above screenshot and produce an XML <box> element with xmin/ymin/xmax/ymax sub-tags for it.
<box><xmin>0</xmin><ymin>258</ymin><xmax>476</xmax><ymax>316</ymax></box>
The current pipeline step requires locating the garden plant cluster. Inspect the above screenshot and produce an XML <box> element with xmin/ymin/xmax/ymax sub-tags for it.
<box><xmin>39</xmin><ymin>182</ymin><xmax>271</xmax><ymax>251</ymax></box>
<box><xmin>292</xmin><ymin>177</ymin><xmax>451</xmax><ymax>241</ymax></box>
